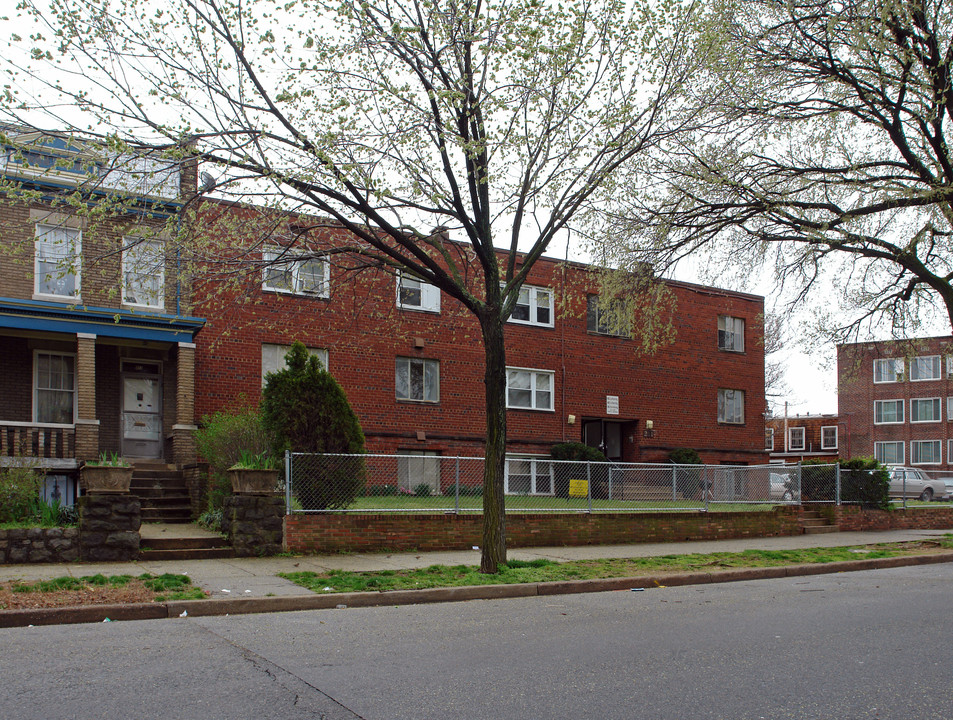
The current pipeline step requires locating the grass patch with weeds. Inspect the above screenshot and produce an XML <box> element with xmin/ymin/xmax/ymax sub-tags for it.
<box><xmin>1</xmin><ymin>572</ymin><xmax>206</xmax><ymax>610</ymax></box>
<box><xmin>279</xmin><ymin>541</ymin><xmax>952</xmax><ymax>594</ymax></box>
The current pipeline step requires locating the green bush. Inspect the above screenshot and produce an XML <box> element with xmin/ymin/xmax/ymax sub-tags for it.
<box><xmin>550</xmin><ymin>442</ymin><xmax>607</xmax><ymax>498</ymax></box>
<box><xmin>550</xmin><ymin>442</ymin><xmax>607</xmax><ymax>462</ymax></box>
<box><xmin>262</xmin><ymin>342</ymin><xmax>366</xmax><ymax>510</ymax></box>
<box><xmin>413</xmin><ymin>483</ymin><xmax>432</xmax><ymax>497</ymax></box>
<box><xmin>194</xmin><ymin>402</ymin><xmax>270</xmax><ymax>513</ymax></box>
<box><xmin>839</xmin><ymin>457</ymin><xmax>891</xmax><ymax>510</ymax></box>
<box><xmin>669</xmin><ymin>448</ymin><xmax>703</xmax><ymax>499</ymax></box>
<box><xmin>0</xmin><ymin>462</ymin><xmax>43</xmax><ymax>523</ymax></box>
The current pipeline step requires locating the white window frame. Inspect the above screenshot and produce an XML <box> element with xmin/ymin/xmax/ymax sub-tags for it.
<box><xmin>397</xmin><ymin>272</ymin><xmax>440</xmax><ymax>313</ymax></box>
<box><xmin>262</xmin><ymin>248</ymin><xmax>330</xmax><ymax>297</ymax></box>
<box><xmin>874</xmin><ymin>399</ymin><xmax>905</xmax><ymax>425</ymax></box>
<box><xmin>948</xmin><ymin>397</ymin><xmax>953</xmax><ymax>421</ymax></box>
<box><xmin>261</xmin><ymin>343</ymin><xmax>328</xmax><ymax>386</ymax></box>
<box><xmin>586</xmin><ymin>294</ymin><xmax>630</xmax><ymax>337</ymax></box>
<box><xmin>787</xmin><ymin>427</ymin><xmax>806</xmax><ymax>451</ymax></box>
<box><xmin>121</xmin><ymin>238</ymin><xmax>165</xmax><ymax>309</ymax></box>
<box><xmin>507</xmin><ymin>284</ymin><xmax>553</xmax><ymax>327</ymax></box>
<box><xmin>821</xmin><ymin>425</ymin><xmax>838</xmax><ymax>450</ymax></box>
<box><xmin>33</xmin><ymin>351</ymin><xmax>76</xmax><ymax>425</ymax></box>
<box><xmin>717</xmin><ymin>315</ymin><xmax>744</xmax><ymax>352</ymax></box>
<box><xmin>911</xmin><ymin>439</ymin><xmax>941</xmax><ymax>465</ymax></box>
<box><xmin>717</xmin><ymin>389</ymin><xmax>745</xmax><ymax>424</ymax></box>
<box><xmin>765</xmin><ymin>427</ymin><xmax>774</xmax><ymax>451</ymax></box>
<box><xmin>874</xmin><ymin>441</ymin><xmax>904</xmax><ymax>465</ymax></box>
<box><xmin>506</xmin><ymin>367</ymin><xmax>554</xmax><ymax>411</ymax></box>
<box><xmin>504</xmin><ymin>454</ymin><xmax>555</xmax><ymax>495</ymax></box>
<box><xmin>34</xmin><ymin>223</ymin><xmax>81</xmax><ymax>300</ymax></box>
<box><xmin>910</xmin><ymin>397</ymin><xmax>941</xmax><ymax>423</ymax></box>
<box><xmin>910</xmin><ymin>355</ymin><xmax>941</xmax><ymax>381</ymax></box>
<box><xmin>395</xmin><ymin>357</ymin><xmax>440</xmax><ymax>403</ymax></box>
<box><xmin>873</xmin><ymin>358</ymin><xmax>903</xmax><ymax>384</ymax></box>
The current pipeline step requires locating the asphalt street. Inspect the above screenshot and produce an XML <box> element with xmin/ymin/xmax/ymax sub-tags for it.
<box><xmin>2</xmin><ymin>563</ymin><xmax>951</xmax><ymax>720</ymax></box>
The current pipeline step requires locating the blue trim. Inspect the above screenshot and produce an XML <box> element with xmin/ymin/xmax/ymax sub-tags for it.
<box><xmin>0</xmin><ymin>297</ymin><xmax>204</xmax><ymax>342</ymax></box>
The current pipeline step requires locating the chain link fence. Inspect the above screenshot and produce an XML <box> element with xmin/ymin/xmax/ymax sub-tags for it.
<box><xmin>285</xmin><ymin>453</ymin><xmax>863</xmax><ymax>514</ymax></box>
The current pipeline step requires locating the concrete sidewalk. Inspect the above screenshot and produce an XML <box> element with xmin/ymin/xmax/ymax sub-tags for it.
<box><xmin>2</xmin><ymin>527</ymin><xmax>951</xmax><ymax>601</ymax></box>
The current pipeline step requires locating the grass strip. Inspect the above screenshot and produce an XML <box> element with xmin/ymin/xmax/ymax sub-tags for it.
<box><xmin>279</xmin><ymin>537</ymin><xmax>953</xmax><ymax>594</ymax></box>
<box><xmin>10</xmin><ymin>572</ymin><xmax>196</xmax><ymax>598</ymax></box>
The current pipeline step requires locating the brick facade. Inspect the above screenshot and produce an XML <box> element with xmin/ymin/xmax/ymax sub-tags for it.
<box><xmin>766</xmin><ymin>413</ymin><xmax>840</xmax><ymax>463</ymax></box>
<box><xmin>838</xmin><ymin>337</ymin><xmax>953</xmax><ymax>470</ymax></box>
<box><xmin>192</xmin><ymin>202</ymin><xmax>769</xmax><ymax>466</ymax></box>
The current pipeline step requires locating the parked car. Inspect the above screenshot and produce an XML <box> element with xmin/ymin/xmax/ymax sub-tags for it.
<box><xmin>886</xmin><ymin>466</ymin><xmax>953</xmax><ymax>502</ymax></box>
<box><xmin>769</xmin><ymin>472</ymin><xmax>799</xmax><ymax>501</ymax></box>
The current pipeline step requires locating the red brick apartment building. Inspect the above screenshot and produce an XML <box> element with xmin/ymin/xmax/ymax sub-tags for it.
<box><xmin>765</xmin><ymin>413</ymin><xmax>840</xmax><ymax>464</ymax></box>
<box><xmin>838</xmin><ymin>337</ymin><xmax>953</xmax><ymax>470</ymax></box>
<box><xmin>191</xmin><ymin>200</ymin><xmax>769</xmax><ymax>473</ymax></box>
<box><xmin>1</xmin><ymin>128</ymin><xmax>768</xmax><ymax>509</ymax></box>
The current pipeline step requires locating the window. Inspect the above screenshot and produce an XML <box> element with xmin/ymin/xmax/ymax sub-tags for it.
<box><xmin>821</xmin><ymin>426</ymin><xmax>838</xmax><ymax>450</ymax></box>
<box><xmin>586</xmin><ymin>295</ymin><xmax>629</xmax><ymax>336</ymax></box>
<box><xmin>765</xmin><ymin>427</ymin><xmax>775</xmax><ymax>451</ymax></box>
<box><xmin>717</xmin><ymin>389</ymin><xmax>744</xmax><ymax>424</ymax></box>
<box><xmin>508</xmin><ymin>285</ymin><xmax>552</xmax><ymax>327</ymax></box>
<box><xmin>262</xmin><ymin>249</ymin><xmax>329</xmax><ymax>297</ymax></box>
<box><xmin>396</xmin><ymin>451</ymin><xmax>440</xmax><ymax>494</ymax></box>
<box><xmin>122</xmin><ymin>238</ymin><xmax>164</xmax><ymax>308</ymax></box>
<box><xmin>35</xmin><ymin>224</ymin><xmax>80</xmax><ymax>299</ymax></box>
<box><xmin>34</xmin><ymin>352</ymin><xmax>75</xmax><ymax>424</ymax></box>
<box><xmin>506</xmin><ymin>368</ymin><xmax>554</xmax><ymax>411</ymax></box>
<box><xmin>948</xmin><ymin>397</ymin><xmax>953</xmax><ymax>421</ymax></box>
<box><xmin>911</xmin><ymin>440</ymin><xmax>941</xmax><ymax>465</ymax></box>
<box><xmin>261</xmin><ymin>343</ymin><xmax>328</xmax><ymax>386</ymax></box>
<box><xmin>874</xmin><ymin>441</ymin><xmax>904</xmax><ymax>465</ymax></box>
<box><xmin>910</xmin><ymin>355</ymin><xmax>941</xmax><ymax>381</ymax></box>
<box><xmin>396</xmin><ymin>357</ymin><xmax>439</xmax><ymax>403</ymax></box>
<box><xmin>505</xmin><ymin>455</ymin><xmax>554</xmax><ymax>495</ymax></box>
<box><xmin>873</xmin><ymin>358</ymin><xmax>903</xmax><ymax>383</ymax></box>
<box><xmin>874</xmin><ymin>399</ymin><xmax>904</xmax><ymax>424</ymax></box>
<box><xmin>911</xmin><ymin>397</ymin><xmax>941</xmax><ymax>423</ymax></box>
<box><xmin>717</xmin><ymin>315</ymin><xmax>744</xmax><ymax>352</ymax></box>
<box><xmin>397</xmin><ymin>273</ymin><xmax>440</xmax><ymax>313</ymax></box>
<box><xmin>787</xmin><ymin>427</ymin><xmax>805</xmax><ymax>451</ymax></box>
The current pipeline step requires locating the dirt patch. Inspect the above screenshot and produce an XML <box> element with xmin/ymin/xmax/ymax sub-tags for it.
<box><xmin>0</xmin><ymin>578</ymin><xmax>205</xmax><ymax>610</ymax></box>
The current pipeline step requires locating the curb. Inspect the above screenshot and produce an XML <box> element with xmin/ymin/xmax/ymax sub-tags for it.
<box><xmin>3</xmin><ymin>551</ymin><xmax>952</xmax><ymax>629</ymax></box>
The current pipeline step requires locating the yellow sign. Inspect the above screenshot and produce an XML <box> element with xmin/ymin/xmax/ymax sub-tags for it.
<box><xmin>568</xmin><ymin>479</ymin><xmax>588</xmax><ymax>498</ymax></box>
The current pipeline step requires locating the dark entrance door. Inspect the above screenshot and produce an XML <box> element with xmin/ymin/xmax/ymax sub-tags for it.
<box><xmin>582</xmin><ymin>419</ymin><xmax>624</xmax><ymax>461</ymax></box>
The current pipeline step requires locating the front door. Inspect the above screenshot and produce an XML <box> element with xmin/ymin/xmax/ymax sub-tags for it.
<box><xmin>582</xmin><ymin>419</ymin><xmax>624</xmax><ymax>461</ymax></box>
<box><xmin>121</xmin><ymin>360</ymin><xmax>162</xmax><ymax>458</ymax></box>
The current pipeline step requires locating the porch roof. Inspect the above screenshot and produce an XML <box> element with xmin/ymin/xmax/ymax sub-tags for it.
<box><xmin>0</xmin><ymin>296</ymin><xmax>205</xmax><ymax>343</ymax></box>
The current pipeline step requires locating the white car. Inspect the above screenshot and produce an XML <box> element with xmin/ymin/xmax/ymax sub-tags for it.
<box><xmin>886</xmin><ymin>466</ymin><xmax>953</xmax><ymax>502</ymax></box>
<box><xmin>769</xmin><ymin>472</ymin><xmax>798</xmax><ymax>501</ymax></box>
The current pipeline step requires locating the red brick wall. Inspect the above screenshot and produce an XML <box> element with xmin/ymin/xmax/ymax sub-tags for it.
<box><xmin>838</xmin><ymin>337</ymin><xmax>953</xmax><ymax>469</ymax></box>
<box><xmin>192</xmin><ymin>202</ymin><xmax>768</xmax><ymax>465</ymax></box>
<box><xmin>284</xmin><ymin>508</ymin><xmax>802</xmax><ymax>553</ymax></box>
<box><xmin>766</xmin><ymin>414</ymin><xmax>840</xmax><ymax>462</ymax></box>
<box><xmin>833</xmin><ymin>505</ymin><xmax>953</xmax><ymax>531</ymax></box>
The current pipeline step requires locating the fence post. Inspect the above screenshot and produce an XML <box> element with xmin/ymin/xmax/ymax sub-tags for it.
<box><xmin>672</xmin><ymin>465</ymin><xmax>677</xmax><ymax>502</ymax></box>
<box><xmin>835</xmin><ymin>463</ymin><xmax>841</xmax><ymax>505</ymax></box>
<box><xmin>284</xmin><ymin>449</ymin><xmax>292</xmax><ymax>515</ymax></box>
<box><xmin>587</xmin><ymin>462</ymin><xmax>592</xmax><ymax>513</ymax></box>
<box><xmin>608</xmin><ymin>466</ymin><xmax>613</xmax><ymax>501</ymax></box>
<box><xmin>454</xmin><ymin>456</ymin><xmax>460</xmax><ymax>514</ymax></box>
<box><xmin>797</xmin><ymin>463</ymin><xmax>802</xmax><ymax>504</ymax></box>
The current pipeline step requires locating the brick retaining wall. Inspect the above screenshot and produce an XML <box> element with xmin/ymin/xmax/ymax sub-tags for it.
<box><xmin>284</xmin><ymin>508</ymin><xmax>805</xmax><ymax>554</ymax></box>
<box><xmin>834</xmin><ymin>505</ymin><xmax>953</xmax><ymax>531</ymax></box>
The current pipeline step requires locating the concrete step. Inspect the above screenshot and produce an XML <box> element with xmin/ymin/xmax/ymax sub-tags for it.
<box><xmin>138</xmin><ymin>547</ymin><xmax>236</xmax><ymax>561</ymax></box>
<box><xmin>804</xmin><ymin>525</ymin><xmax>840</xmax><ymax>534</ymax></box>
<box><xmin>141</xmin><ymin>506</ymin><xmax>193</xmax><ymax>523</ymax></box>
<box><xmin>144</xmin><ymin>536</ymin><xmax>229</xmax><ymax>551</ymax></box>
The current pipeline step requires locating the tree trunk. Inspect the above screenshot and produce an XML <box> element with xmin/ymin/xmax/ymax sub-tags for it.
<box><xmin>479</xmin><ymin>311</ymin><xmax>508</xmax><ymax>574</ymax></box>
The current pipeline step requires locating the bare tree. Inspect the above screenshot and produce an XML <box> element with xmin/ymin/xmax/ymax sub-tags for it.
<box><xmin>602</xmin><ymin>0</ymin><xmax>953</xmax><ymax>343</ymax></box>
<box><xmin>1</xmin><ymin>0</ymin><xmax>705</xmax><ymax>571</ymax></box>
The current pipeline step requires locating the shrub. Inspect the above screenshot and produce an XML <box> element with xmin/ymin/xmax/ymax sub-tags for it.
<box><xmin>0</xmin><ymin>461</ymin><xmax>43</xmax><ymax>523</ymax></box>
<box><xmin>194</xmin><ymin>403</ymin><xmax>270</xmax><ymax>513</ymax></box>
<box><xmin>413</xmin><ymin>483</ymin><xmax>432</xmax><ymax>497</ymax></box>
<box><xmin>550</xmin><ymin>442</ymin><xmax>607</xmax><ymax>498</ymax></box>
<box><xmin>262</xmin><ymin>342</ymin><xmax>366</xmax><ymax>510</ymax></box>
<box><xmin>669</xmin><ymin>448</ymin><xmax>703</xmax><ymax>499</ymax></box>
<box><xmin>365</xmin><ymin>484</ymin><xmax>398</xmax><ymax>497</ymax></box>
<box><xmin>839</xmin><ymin>457</ymin><xmax>891</xmax><ymax>510</ymax></box>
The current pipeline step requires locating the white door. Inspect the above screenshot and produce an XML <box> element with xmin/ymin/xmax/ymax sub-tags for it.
<box><xmin>121</xmin><ymin>362</ymin><xmax>162</xmax><ymax>458</ymax></box>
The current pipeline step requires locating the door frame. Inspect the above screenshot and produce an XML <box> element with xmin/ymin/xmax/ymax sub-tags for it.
<box><xmin>120</xmin><ymin>358</ymin><xmax>163</xmax><ymax>458</ymax></box>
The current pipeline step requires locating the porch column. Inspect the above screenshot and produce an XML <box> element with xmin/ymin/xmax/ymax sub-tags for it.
<box><xmin>74</xmin><ymin>332</ymin><xmax>100</xmax><ymax>461</ymax></box>
<box><xmin>171</xmin><ymin>341</ymin><xmax>198</xmax><ymax>465</ymax></box>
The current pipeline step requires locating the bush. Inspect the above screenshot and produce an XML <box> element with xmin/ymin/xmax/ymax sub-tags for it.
<box><xmin>193</xmin><ymin>403</ymin><xmax>271</xmax><ymax>513</ymax></box>
<box><xmin>550</xmin><ymin>442</ymin><xmax>607</xmax><ymax>462</ymax></box>
<box><xmin>262</xmin><ymin>342</ymin><xmax>366</xmax><ymax>510</ymax></box>
<box><xmin>669</xmin><ymin>448</ymin><xmax>703</xmax><ymax>499</ymax></box>
<box><xmin>413</xmin><ymin>483</ymin><xmax>432</xmax><ymax>497</ymax></box>
<box><xmin>550</xmin><ymin>442</ymin><xmax>608</xmax><ymax>498</ymax></box>
<box><xmin>839</xmin><ymin>457</ymin><xmax>891</xmax><ymax>510</ymax></box>
<box><xmin>0</xmin><ymin>461</ymin><xmax>43</xmax><ymax>523</ymax></box>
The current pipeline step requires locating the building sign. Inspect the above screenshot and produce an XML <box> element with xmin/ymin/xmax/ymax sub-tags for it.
<box><xmin>606</xmin><ymin>395</ymin><xmax>619</xmax><ymax>415</ymax></box>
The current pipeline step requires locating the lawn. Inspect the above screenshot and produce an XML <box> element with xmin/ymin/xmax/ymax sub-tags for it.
<box><xmin>324</xmin><ymin>495</ymin><xmax>781</xmax><ymax>513</ymax></box>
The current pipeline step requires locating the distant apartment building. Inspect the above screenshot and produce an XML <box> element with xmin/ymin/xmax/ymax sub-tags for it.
<box><xmin>838</xmin><ymin>337</ymin><xmax>953</xmax><ymax>470</ymax></box>
<box><xmin>765</xmin><ymin>413</ymin><xmax>840</xmax><ymax>464</ymax></box>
